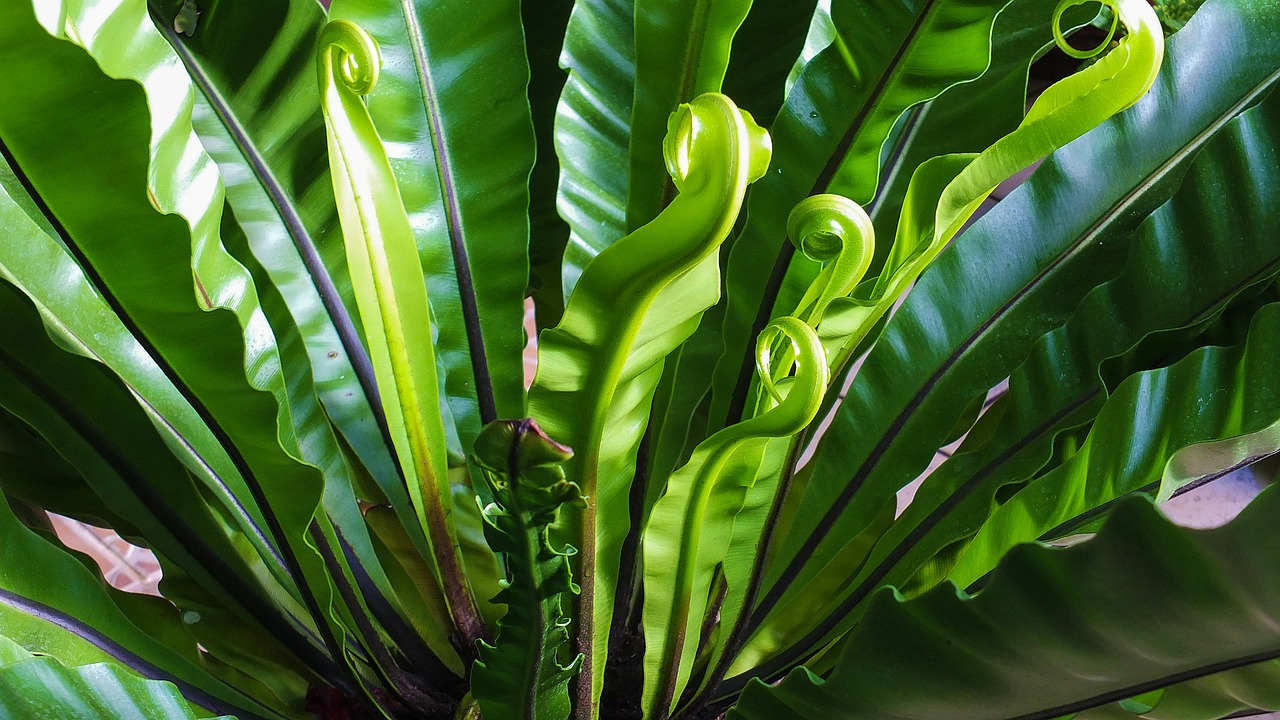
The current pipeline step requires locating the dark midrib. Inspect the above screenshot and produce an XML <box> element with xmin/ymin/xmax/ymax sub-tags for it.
<box><xmin>0</xmin><ymin>343</ymin><xmax>341</xmax><ymax>679</ymax></box>
<box><xmin>333</xmin><ymin>527</ymin><xmax>457</xmax><ymax>685</ymax></box>
<box><xmin>400</xmin><ymin>0</ymin><xmax>498</xmax><ymax>425</ymax></box>
<box><xmin>723</xmin><ymin>1</ymin><xmax>940</xmax><ymax>427</ymax></box>
<box><xmin>310</xmin><ymin>524</ymin><xmax>454</xmax><ymax>715</ymax></box>
<box><xmin>0</xmin><ymin>135</ymin><xmax>353</xmax><ymax>691</ymax></box>
<box><xmin>729</xmin><ymin>395</ymin><xmax>1095</xmax><ymax>692</ymax></box>
<box><xmin>706</xmin><ymin>640</ymin><xmax>1280</xmax><ymax>720</ymax></box>
<box><xmin>1003</xmin><ymin>644</ymin><xmax>1280</xmax><ymax>720</ymax></box>
<box><xmin>147</xmin><ymin>5</ymin><xmax>400</xmax><ymax>472</ymax></box>
<box><xmin>0</xmin><ymin>589</ymin><xmax>273</xmax><ymax>720</ymax></box>
<box><xmin>2</xmin><ymin>268</ymin><xmax>286</xmax><ymax>576</ymax></box>
<box><xmin>723</xmin><ymin>200</ymin><xmax>1280</xmax><ymax>696</ymax></box>
<box><xmin>865</xmin><ymin>103</ymin><xmax>929</xmax><ymax>222</ymax></box>
<box><xmin>813</xmin><ymin>250</ymin><xmax>1280</xmax><ymax>655</ymax></box>
<box><xmin>742</xmin><ymin>69</ymin><xmax>1280</xmax><ymax>640</ymax></box>
<box><xmin>1034</xmin><ymin>447</ymin><xmax>1280</xmax><ymax>551</ymax></box>
<box><xmin>812</xmin><ymin>0</ymin><xmax>942</xmax><ymax>193</ymax></box>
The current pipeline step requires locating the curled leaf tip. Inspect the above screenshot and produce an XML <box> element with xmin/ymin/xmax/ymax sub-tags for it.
<box><xmin>317</xmin><ymin>19</ymin><xmax>381</xmax><ymax>97</ymax></box>
<box><xmin>1053</xmin><ymin>0</ymin><xmax>1120</xmax><ymax>59</ymax></box>
<box><xmin>786</xmin><ymin>194</ymin><xmax>875</xmax><ymax>326</ymax></box>
<box><xmin>663</xmin><ymin>94</ymin><xmax>772</xmax><ymax>191</ymax></box>
<box><xmin>753</xmin><ymin>317</ymin><xmax>829</xmax><ymax>430</ymax></box>
<box><xmin>787</xmin><ymin>194</ymin><xmax>873</xmax><ymax>265</ymax></box>
<box><xmin>1051</xmin><ymin>0</ymin><xmax>1164</xmax><ymax>105</ymax></box>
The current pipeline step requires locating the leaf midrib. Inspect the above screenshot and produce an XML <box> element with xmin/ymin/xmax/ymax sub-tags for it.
<box><xmin>731</xmin><ymin>63</ymin><xmax>1280</xmax><ymax>691</ymax></box>
<box><xmin>1004</xmin><ymin>644</ymin><xmax>1280</xmax><ymax>720</ymax></box>
<box><xmin>398</xmin><ymin>0</ymin><xmax>498</xmax><ymax>425</ymax></box>
<box><xmin>146</xmin><ymin>4</ymin><xmax>399</xmax><ymax>470</ymax></box>
<box><xmin>0</xmin><ymin>588</ymin><xmax>275</xmax><ymax>720</ymax></box>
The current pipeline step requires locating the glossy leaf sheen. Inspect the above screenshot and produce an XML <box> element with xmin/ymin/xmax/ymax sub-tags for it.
<box><xmin>738</xmin><ymin>0</ymin><xmax>1280</xmax><ymax>682</ymax></box>
<box><xmin>836</xmin><ymin>91</ymin><xmax>1280</xmax><ymax>637</ymax></box>
<box><xmin>627</xmin><ymin>0</ymin><xmax>753</xmax><ymax>231</ymax></box>
<box><xmin>316</xmin><ymin>19</ymin><xmax>484</xmax><ymax>646</ymax></box>
<box><xmin>555</xmin><ymin>0</ymin><xmax>638</xmax><ymax>299</ymax></box>
<box><xmin>528</xmin><ymin>93</ymin><xmax>770</xmax><ymax>716</ymax></box>
<box><xmin>0</xmin><ymin>0</ymin><xmax>349</xmax><ymax>672</ymax></box>
<box><xmin>949</xmin><ymin>270</ymin><xmax>1280</xmax><ymax>589</ymax></box>
<box><xmin>328</xmin><ymin>0</ymin><xmax>533</xmax><ymax>440</ymax></box>
<box><xmin>732</xmin><ymin>472</ymin><xmax>1280</xmax><ymax>720</ymax></box>
<box><xmin>708</xmin><ymin>0</ymin><xmax>1019</xmax><ymax>436</ymax></box>
<box><xmin>0</xmin><ymin>633</ymin><xmax>233</xmax><ymax>720</ymax></box>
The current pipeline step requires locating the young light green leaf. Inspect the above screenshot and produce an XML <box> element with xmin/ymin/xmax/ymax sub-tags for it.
<box><xmin>316</xmin><ymin>19</ymin><xmax>484</xmax><ymax>648</ymax></box>
<box><xmin>825</xmin><ymin>0</ymin><xmax>1166</xmax><ymax>375</ymax></box>
<box><xmin>528</xmin><ymin>92</ymin><xmax>772</xmax><ymax>717</ymax></box>
<box><xmin>642</xmin><ymin>317</ymin><xmax>828</xmax><ymax>719</ymax></box>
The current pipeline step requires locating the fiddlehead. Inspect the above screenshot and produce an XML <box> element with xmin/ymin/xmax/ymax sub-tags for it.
<box><xmin>663</xmin><ymin>100</ymin><xmax>772</xmax><ymax>194</ymax></box>
<box><xmin>1053</xmin><ymin>0</ymin><xmax>1120</xmax><ymax>60</ymax></box>
<box><xmin>785</xmin><ymin>194</ymin><xmax>875</xmax><ymax>329</ymax></box>
<box><xmin>317</xmin><ymin>20</ymin><xmax>380</xmax><ymax>98</ymax></box>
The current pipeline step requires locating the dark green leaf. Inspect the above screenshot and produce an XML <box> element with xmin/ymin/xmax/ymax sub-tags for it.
<box><xmin>739</xmin><ymin>0</ymin><xmax>1280</xmax><ymax>686</ymax></box>
<box><xmin>732</xmin><ymin>471</ymin><xmax>1280</xmax><ymax>720</ymax></box>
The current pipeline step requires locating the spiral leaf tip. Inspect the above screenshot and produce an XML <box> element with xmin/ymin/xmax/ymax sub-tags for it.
<box><xmin>662</xmin><ymin>95</ymin><xmax>772</xmax><ymax>191</ymax></box>
<box><xmin>317</xmin><ymin>19</ymin><xmax>382</xmax><ymax>96</ymax></box>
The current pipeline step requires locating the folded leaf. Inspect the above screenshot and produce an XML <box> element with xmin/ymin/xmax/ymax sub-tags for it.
<box><xmin>472</xmin><ymin>419</ymin><xmax>584</xmax><ymax>720</ymax></box>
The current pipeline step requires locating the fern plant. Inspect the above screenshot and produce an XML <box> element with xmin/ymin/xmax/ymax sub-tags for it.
<box><xmin>0</xmin><ymin>0</ymin><xmax>1279</xmax><ymax>718</ymax></box>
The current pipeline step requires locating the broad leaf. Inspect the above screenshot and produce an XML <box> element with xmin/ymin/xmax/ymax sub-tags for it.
<box><xmin>328</xmin><ymin>0</ymin><xmax>533</xmax><ymax>442</ymax></box>
<box><xmin>949</xmin><ymin>296</ymin><xmax>1280</xmax><ymax>589</ymax></box>
<box><xmin>708</xmin><ymin>0</ymin><xmax>1020</xmax><ymax>436</ymax></box>
<box><xmin>815</xmin><ymin>87</ymin><xmax>1280</xmax><ymax>652</ymax></box>
<box><xmin>732</xmin><ymin>467</ymin><xmax>1280</xmax><ymax>720</ymax></box>
<box><xmin>0</xmin><ymin>0</ymin><xmax>351</xmax><ymax>678</ymax></box>
<box><xmin>148</xmin><ymin>0</ymin><xmax>403</xmax><ymax>511</ymax></box>
<box><xmin>731</xmin><ymin>0</ymin><xmax>1280</xmax><ymax>689</ymax></box>
<box><xmin>555</xmin><ymin>0</ymin><xmax>637</xmax><ymax>299</ymax></box>
<box><xmin>0</xmin><ymin>632</ymin><xmax>234</xmax><ymax>720</ymax></box>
